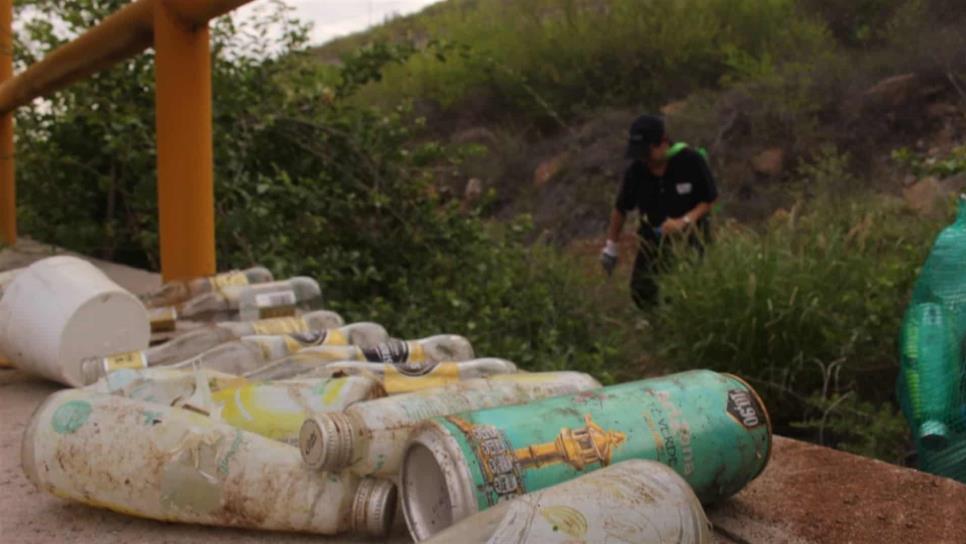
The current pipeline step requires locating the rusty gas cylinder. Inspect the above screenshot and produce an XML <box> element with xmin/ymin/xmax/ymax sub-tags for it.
<box><xmin>418</xmin><ymin>459</ymin><xmax>712</xmax><ymax>543</ymax></box>
<box><xmin>22</xmin><ymin>388</ymin><xmax>396</xmax><ymax>536</ymax></box>
<box><xmin>245</xmin><ymin>334</ymin><xmax>476</xmax><ymax>381</ymax></box>
<box><xmin>299</xmin><ymin>372</ymin><xmax>602</xmax><ymax>478</ymax></box>
<box><xmin>303</xmin><ymin>358</ymin><xmax>519</xmax><ymax>394</ymax></box>
<box><xmin>149</xmin><ymin>276</ymin><xmax>321</xmax><ymax>328</ymax></box>
<box><xmin>139</xmin><ymin>267</ymin><xmax>273</xmax><ymax>308</ymax></box>
<box><xmin>78</xmin><ymin>311</ymin><xmax>351</xmax><ymax>385</ymax></box>
<box><xmin>87</xmin><ymin>366</ymin><xmax>384</xmax><ymax>444</ymax></box>
<box><xmin>155</xmin><ymin>328</ymin><xmax>366</xmax><ymax>377</ymax></box>
<box><xmin>209</xmin><ymin>376</ymin><xmax>384</xmax><ymax>443</ymax></box>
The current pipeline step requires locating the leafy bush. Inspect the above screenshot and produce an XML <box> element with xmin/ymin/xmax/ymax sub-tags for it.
<box><xmin>648</xmin><ymin>149</ymin><xmax>948</xmax><ymax>459</ymax></box>
<box><xmin>12</xmin><ymin>0</ymin><xmax>642</xmax><ymax>380</ymax></box>
<box><xmin>796</xmin><ymin>0</ymin><xmax>908</xmax><ymax>45</ymax></box>
<box><xmin>892</xmin><ymin>145</ymin><xmax>966</xmax><ymax>179</ymax></box>
<box><xmin>792</xmin><ymin>394</ymin><xmax>909</xmax><ymax>462</ymax></box>
<box><xmin>14</xmin><ymin>0</ymin><xmax>159</xmax><ymax>266</ymax></box>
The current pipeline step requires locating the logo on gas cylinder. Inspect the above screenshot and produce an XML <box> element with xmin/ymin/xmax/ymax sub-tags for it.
<box><xmin>289</xmin><ymin>330</ymin><xmax>326</xmax><ymax>346</ymax></box>
<box><xmin>361</xmin><ymin>339</ymin><xmax>410</xmax><ymax>363</ymax></box>
<box><xmin>394</xmin><ymin>359</ymin><xmax>438</xmax><ymax>377</ymax></box>
<box><xmin>726</xmin><ymin>389</ymin><xmax>763</xmax><ymax>428</ymax></box>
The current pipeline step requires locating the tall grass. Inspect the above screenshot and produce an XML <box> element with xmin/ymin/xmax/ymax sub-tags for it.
<box><xmin>343</xmin><ymin>0</ymin><xmax>832</xmax><ymax>124</ymax></box>
<box><xmin>647</xmin><ymin>150</ymin><xmax>950</xmax><ymax>459</ymax></box>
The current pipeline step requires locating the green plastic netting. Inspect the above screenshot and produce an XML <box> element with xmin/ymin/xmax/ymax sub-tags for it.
<box><xmin>899</xmin><ymin>197</ymin><xmax>966</xmax><ymax>482</ymax></box>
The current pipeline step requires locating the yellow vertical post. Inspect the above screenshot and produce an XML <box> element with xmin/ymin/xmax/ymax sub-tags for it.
<box><xmin>153</xmin><ymin>0</ymin><xmax>215</xmax><ymax>281</ymax></box>
<box><xmin>0</xmin><ymin>0</ymin><xmax>14</xmax><ymax>246</ymax></box>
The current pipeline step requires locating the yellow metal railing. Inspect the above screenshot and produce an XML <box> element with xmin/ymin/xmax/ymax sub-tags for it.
<box><xmin>0</xmin><ymin>0</ymin><xmax>256</xmax><ymax>281</ymax></box>
<box><xmin>0</xmin><ymin>0</ymin><xmax>13</xmax><ymax>247</ymax></box>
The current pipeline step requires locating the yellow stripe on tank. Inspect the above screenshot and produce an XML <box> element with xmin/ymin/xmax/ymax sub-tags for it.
<box><xmin>211</xmin><ymin>385</ymin><xmax>304</xmax><ymax>441</ymax></box>
<box><xmin>321</xmin><ymin>378</ymin><xmax>348</xmax><ymax>406</ymax></box>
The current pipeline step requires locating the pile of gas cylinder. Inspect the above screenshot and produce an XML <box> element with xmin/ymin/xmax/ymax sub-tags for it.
<box><xmin>1</xmin><ymin>258</ymin><xmax>773</xmax><ymax>543</ymax></box>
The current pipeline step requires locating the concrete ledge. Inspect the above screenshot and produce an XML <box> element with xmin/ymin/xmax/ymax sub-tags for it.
<box><xmin>3</xmin><ymin>242</ymin><xmax>965</xmax><ymax>543</ymax></box>
<box><xmin>0</xmin><ymin>238</ymin><xmax>161</xmax><ymax>295</ymax></box>
<box><xmin>708</xmin><ymin>436</ymin><xmax>966</xmax><ymax>543</ymax></box>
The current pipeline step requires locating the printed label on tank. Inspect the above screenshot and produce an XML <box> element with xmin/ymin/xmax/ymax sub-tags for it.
<box><xmin>361</xmin><ymin>339</ymin><xmax>409</xmax><ymax>362</ymax></box>
<box><xmin>726</xmin><ymin>389</ymin><xmax>764</xmax><ymax>428</ymax></box>
<box><xmin>254</xmin><ymin>291</ymin><xmax>297</xmax><ymax>318</ymax></box>
<box><xmin>320</xmin><ymin>328</ymin><xmax>348</xmax><ymax>346</ymax></box>
<box><xmin>103</xmin><ymin>351</ymin><xmax>148</xmax><ymax>372</ymax></box>
<box><xmin>149</xmin><ymin>306</ymin><xmax>177</xmax><ymax>332</ymax></box>
<box><xmin>210</xmin><ymin>271</ymin><xmax>249</xmax><ymax>294</ymax></box>
<box><xmin>51</xmin><ymin>400</ymin><xmax>92</xmax><ymax>435</ymax></box>
<box><xmin>445</xmin><ymin>413</ymin><xmax>628</xmax><ymax>507</ymax></box>
<box><xmin>446</xmin><ymin>418</ymin><xmax>526</xmax><ymax>505</ymax></box>
<box><xmin>393</xmin><ymin>359</ymin><xmax>439</xmax><ymax>377</ymax></box>
<box><xmin>288</xmin><ymin>330</ymin><xmax>327</xmax><ymax>347</ymax></box>
<box><xmin>250</xmin><ymin>316</ymin><xmax>308</xmax><ymax>335</ymax></box>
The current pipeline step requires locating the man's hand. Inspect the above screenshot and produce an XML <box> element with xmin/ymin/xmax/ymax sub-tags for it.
<box><xmin>600</xmin><ymin>240</ymin><xmax>619</xmax><ymax>276</ymax></box>
<box><xmin>660</xmin><ymin>217</ymin><xmax>688</xmax><ymax>235</ymax></box>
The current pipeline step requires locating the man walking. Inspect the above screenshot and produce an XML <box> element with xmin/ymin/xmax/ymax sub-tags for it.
<box><xmin>600</xmin><ymin>114</ymin><xmax>718</xmax><ymax>308</ymax></box>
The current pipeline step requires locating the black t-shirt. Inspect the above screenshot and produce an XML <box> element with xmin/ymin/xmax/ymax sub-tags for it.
<box><xmin>615</xmin><ymin>146</ymin><xmax>718</xmax><ymax>236</ymax></box>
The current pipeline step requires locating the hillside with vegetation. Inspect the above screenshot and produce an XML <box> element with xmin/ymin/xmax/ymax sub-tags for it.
<box><xmin>11</xmin><ymin>0</ymin><xmax>966</xmax><ymax>464</ymax></box>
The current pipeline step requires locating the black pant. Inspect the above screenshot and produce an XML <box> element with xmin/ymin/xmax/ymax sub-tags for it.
<box><xmin>630</xmin><ymin>225</ymin><xmax>709</xmax><ymax>309</ymax></box>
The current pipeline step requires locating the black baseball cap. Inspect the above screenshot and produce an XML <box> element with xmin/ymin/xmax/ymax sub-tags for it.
<box><xmin>624</xmin><ymin>114</ymin><xmax>666</xmax><ymax>159</ymax></box>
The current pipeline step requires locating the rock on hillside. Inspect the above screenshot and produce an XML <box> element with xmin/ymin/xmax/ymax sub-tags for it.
<box><xmin>445</xmin><ymin>74</ymin><xmax>965</xmax><ymax>246</ymax></box>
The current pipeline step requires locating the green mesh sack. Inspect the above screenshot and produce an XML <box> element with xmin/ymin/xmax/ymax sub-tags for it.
<box><xmin>918</xmin><ymin>430</ymin><xmax>966</xmax><ymax>481</ymax></box>
<box><xmin>899</xmin><ymin>196</ymin><xmax>966</xmax><ymax>481</ymax></box>
<box><xmin>910</xmin><ymin>196</ymin><xmax>966</xmax><ymax>334</ymax></box>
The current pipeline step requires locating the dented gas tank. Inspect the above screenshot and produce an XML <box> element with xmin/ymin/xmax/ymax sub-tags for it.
<box><xmin>416</xmin><ymin>459</ymin><xmax>712</xmax><ymax>544</ymax></box>
<box><xmin>298</xmin><ymin>371</ymin><xmax>602</xmax><ymax>478</ymax></box>
<box><xmin>244</xmin><ymin>334</ymin><xmax>476</xmax><ymax>381</ymax></box>
<box><xmin>86</xmin><ymin>366</ymin><xmax>384</xmax><ymax>444</ymax></box>
<box><xmin>159</xmin><ymin>311</ymin><xmax>353</xmax><ymax>365</ymax></box>
<box><xmin>79</xmin><ymin>312</ymin><xmax>353</xmax><ymax>384</ymax></box>
<box><xmin>209</xmin><ymin>376</ymin><xmax>384</xmax><ymax>443</ymax></box>
<box><xmin>139</xmin><ymin>267</ymin><xmax>274</xmax><ymax>308</ymax></box>
<box><xmin>308</xmin><ymin>358</ymin><xmax>519</xmax><ymax>394</ymax></box>
<box><xmin>148</xmin><ymin>276</ymin><xmax>322</xmax><ymax>331</ymax></box>
<box><xmin>155</xmin><ymin>328</ymin><xmax>362</xmax><ymax>377</ymax></box>
<box><xmin>22</xmin><ymin>389</ymin><xmax>396</xmax><ymax>536</ymax></box>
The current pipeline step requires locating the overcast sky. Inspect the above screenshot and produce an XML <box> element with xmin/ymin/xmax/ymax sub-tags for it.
<box><xmin>237</xmin><ymin>0</ymin><xmax>443</xmax><ymax>46</ymax></box>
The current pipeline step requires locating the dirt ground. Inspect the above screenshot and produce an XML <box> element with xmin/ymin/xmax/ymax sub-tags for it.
<box><xmin>2</xmin><ymin>240</ymin><xmax>966</xmax><ymax>543</ymax></box>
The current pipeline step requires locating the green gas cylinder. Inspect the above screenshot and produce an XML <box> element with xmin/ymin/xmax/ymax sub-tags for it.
<box><xmin>898</xmin><ymin>303</ymin><xmax>962</xmax><ymax>450</ymax></box>
<box><xmin>400</xmin><ymin>370</ymin><xmax>772</xmax><ymax>541</ymax></box>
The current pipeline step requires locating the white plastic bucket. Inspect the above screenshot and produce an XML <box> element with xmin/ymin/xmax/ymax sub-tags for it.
<box><xmin>0</xmin><ymin>267</ymin><xmax>22</xmax><ymax>298</ymax></box>
<box><xmin>0</xmin><ymin>256</ymin><xmax>150</xmax><ymax>386</ymax></box>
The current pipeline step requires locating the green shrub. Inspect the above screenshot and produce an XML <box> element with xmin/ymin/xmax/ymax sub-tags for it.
<box><xmin>796</xmin><ymin>0</ymin><xmax>908</xmax><ymax>45</ymax></box>
<box><xmin>12</xmin><ymin>0</ymin><xmax>643</xmax><ymax>381</ymax></box>
<box><xmin>792</xmin><ymin>394</ymin><xmax>909</xmax><ymax>463</ymax></box>
<box><xmin>892</xmin><ymin>145</ymin><xmax>966</xmax><ymax>179</ymax></box>
<box><xmin>343</xmin><ymin>0</ymin><xmax>832</xmax><ymax>127</ymax></box>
